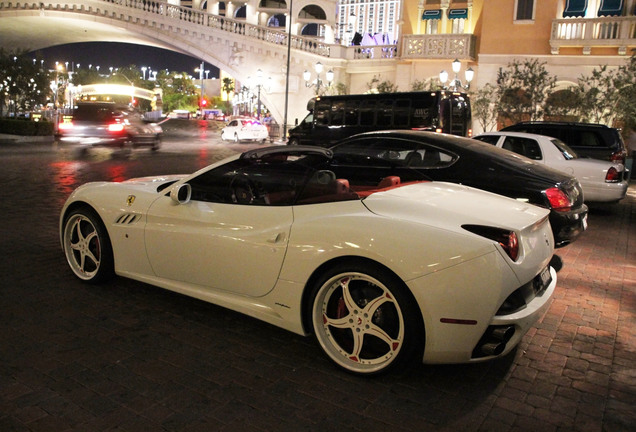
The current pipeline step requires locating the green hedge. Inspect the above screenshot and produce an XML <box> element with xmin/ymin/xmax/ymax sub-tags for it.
<box><xmin>0</xmin><ymin>118</ymin><xmax>54</xmax><ymax>136</ymax></box>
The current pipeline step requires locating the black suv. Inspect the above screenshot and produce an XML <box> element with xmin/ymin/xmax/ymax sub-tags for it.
<box><xmin>501</xmin><ymin>122</ymin><xmax>627</xmax><ymax>164</ymax></box>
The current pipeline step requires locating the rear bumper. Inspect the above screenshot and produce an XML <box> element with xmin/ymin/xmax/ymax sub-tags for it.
<box><xmin>59</xmin><ymin>135</ymin><xmax>128</xmax><ymax>147</ymax></box>
<box><xmin>582</xmin><ymin>180</ymin><xmax>629</xmax><ymax>202</ymax></box>
<box><xmin>549</xmin><ymin>204</ymin><xmax>588</xmax><ymax>247</ymax></box>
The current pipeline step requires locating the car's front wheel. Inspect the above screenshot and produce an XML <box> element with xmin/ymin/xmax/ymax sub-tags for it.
<box><xmin>62</xmin><ymin>207</ymin><xmax>114</xmax><ymax>284</ymax></box>
<box><xmin>310</xmin><ymin>262</ymin><xmax>422</xmax><ymax>375</ymax></box>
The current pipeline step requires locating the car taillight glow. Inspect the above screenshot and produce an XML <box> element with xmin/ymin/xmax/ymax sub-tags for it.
<box><xmin>462</xmin><ymin>225</ymin><xmax>520</xmax><ymax>261</ymax></box>
<box><xmin>108</xmin><ymin>123</ymin><xmax>125</xmax><ymax>132</ymax></box>
<box><xmin>467</xmin><ymin>128</ymin><xmax>473</xmax><ymax>137</ymax></box>
<box><xmin>544</xmin><ymin>187</ymin><xmax>571</xmax><ymax>212</ymax></box>
<box><xmin>610</xmin><ymin>150</ymin><xmax>626</xmax><ymax>165</ymax></box>
<box><xmin>605</xmin><ymin>167</ymin><xmax>620</xmax><ymax>183</ymax></box>
<box><xmin>58</xmin><ymin>122</ymin><xmax>73</xmax><ymax>130</ymax></box>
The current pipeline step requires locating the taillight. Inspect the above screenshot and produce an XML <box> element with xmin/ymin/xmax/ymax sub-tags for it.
<box><xmin>544</xmin><ymin>187</ymin><xmax>571</xmax><ymax>212</ymax></box>
<box><xmin>605</xmin><ymin>167</ymin><xmax>620</xmax><ymax>183</ymax></box>
<box><xmin>58</xmin><ymin>122</ymin><xmax>73</xmax><ymax>130</ymax></box>
<box><xmin>467</xmin><ymin>128</ymin><xmax>473</xmax><ymax>137</ymax></box>
<box><xmin>462</xmin><ymin>225</ymin><xmax>520</xmax><ymax>261</ymax></box>
<box><xmin>108</xmin><ymin>123</ymin><xmax>125</xmax><ymax>132</ymax></box>
<box><xmin>610</xmin><ymin>150</ymin><xmax>626</xmax><ymax>165</ymax></box>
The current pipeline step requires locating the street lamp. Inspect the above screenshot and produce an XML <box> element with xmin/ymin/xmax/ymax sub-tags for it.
<box><xmin>303</xmin><ymin>62</ymin><xmax>334</xmax><ymax>95</ymax></box>
<box><xmin>247</xmin><ymin>69</ymin><xmax>272</xmax><ymax>119</ymax></box>
<box><xmin>141</xmin><ymin>66</ymin><xmax>147</xmax><ymax>80</ymax></box>
<box><xmin>195</xmin><ymin>62</ymin><xmax>206</xmax><ymax>116</ymax></box>
<box><xmin>439</xmin><ymin>59</ymin><xmax>474</xmax><ymax>91</ymax></box>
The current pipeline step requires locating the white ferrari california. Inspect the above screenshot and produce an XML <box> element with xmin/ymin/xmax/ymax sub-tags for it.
<box><xmin>60</xmin><ymin>146</ymin><xmax>558</xmax><ymax>375</ymax></box>
<box><xmin>475</xmin><ymin>131</ymin><xmax>629</xmax><ymax>203</ymax></box>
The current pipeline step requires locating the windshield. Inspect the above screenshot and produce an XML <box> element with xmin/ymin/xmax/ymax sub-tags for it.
<box><xmin>551</xmin><ymin>138</ymin><xmax>577</xmax><ymax>160</ymax></box>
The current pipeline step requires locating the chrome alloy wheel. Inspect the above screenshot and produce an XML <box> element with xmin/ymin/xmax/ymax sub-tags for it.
<box><xmin>312</xmin><ymin>271</ymin><xmax>407</xmax><ymax>374</ymax></box>
<box><xmin>63</xmin><ymin>209</ymin><xmax>113</xmax><ymax>283</ymax></box>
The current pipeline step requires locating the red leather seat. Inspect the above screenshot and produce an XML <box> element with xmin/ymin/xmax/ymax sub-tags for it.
<box><xmin>377</xmin><ymin>176</ymin><xmax>400</xmax><ymax>188</ymax></box>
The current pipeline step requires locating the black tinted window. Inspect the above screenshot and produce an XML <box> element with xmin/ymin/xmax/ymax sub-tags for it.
<box><xmin>474</xmin><ymin>135</ymin><xmax>500</xmax><ymax>145</ymax></box>
<box><xmin>502</xmin><ymin>136</ymin><xmax>542</xmax><ymax>160</ymax></box>
<box><xmin>332</xmin><ymin>137</ymin><xmax>457</xmax><ymax>168</ymax></box>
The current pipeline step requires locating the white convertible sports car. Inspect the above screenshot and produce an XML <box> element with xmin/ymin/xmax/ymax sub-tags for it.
<box><xmin>60</xmin><ymin>146</ymin><xmax>558</xmax><ymax>375</ymax></box>
<box><xmin>475</xmin><ymin>131</ymin><xmax>629</xmax><ymax>203</ymax></box>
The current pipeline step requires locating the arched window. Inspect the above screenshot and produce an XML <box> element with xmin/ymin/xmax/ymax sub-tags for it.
<box><xmin>301</xmin><ymin>23</ymin><xmax>321</xmax><ymax>36</ymax></box>
<box><xmin>299</xmin><ymin>5</ymin><xmax>327</xmax><ymax>20</ymax></box>
<box><xmin>235</xmin><ymin>5</ymin><xmax>247</xmax><ymax>19</ymax></box>
<box><xmin>268</xmin><ymin>14</ymin><xmax>287</xmax><ymax>27</ymax></box>
<box><xmin>258</xmin><ymin>0</ymin><xmax>287</xmax><ymax>8</ymax></box>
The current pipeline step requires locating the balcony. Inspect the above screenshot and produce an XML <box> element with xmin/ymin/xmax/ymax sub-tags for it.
<box><xmin>400</xmin><ymin>34</ymin><xmax>476</xmax><ymax>60</ymax></box>
<box><xmin>550</xmin><ymin>16</ymin><xmax>636</xmax><ymax>55</ymax></box>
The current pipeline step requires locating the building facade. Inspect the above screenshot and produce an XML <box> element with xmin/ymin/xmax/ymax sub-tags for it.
<box><xmin>178</xmin><ymin>0</ymin><xmax>635</xmax><ymax>132</ymax></box>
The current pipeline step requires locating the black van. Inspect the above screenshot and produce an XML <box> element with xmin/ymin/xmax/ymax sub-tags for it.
<box><xmin>288</xmin><ymin>91</ymin><xmax>472</xmax><ymax>146</ymax></box>
<box><xmin>501</xmin><ymin>121</ymin><xmax>627</xmax><ymax>164</ymax></box>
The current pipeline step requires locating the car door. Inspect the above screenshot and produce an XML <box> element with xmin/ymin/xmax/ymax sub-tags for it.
<box><xmin>144</xmin><ymin>159</ymin><xmax>295</xmax><ymax>297</ymax></box>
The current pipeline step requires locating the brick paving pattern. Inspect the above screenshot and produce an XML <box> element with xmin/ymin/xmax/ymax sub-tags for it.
<box><xmin>0</xmin><ymin>142</ymin><xmax>634</xmax><ymax>431</ymax></box>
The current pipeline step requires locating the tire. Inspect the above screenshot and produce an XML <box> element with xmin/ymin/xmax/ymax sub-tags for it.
<box><xmin>151</xmin><ymin>136</ymin><xmax>161</xmax><ymax>151</ymax></box>
<box><xmin>310</xmin><ymin>262</ymin><xmax>422</xmax><ymax>375</ymax></box>
<box><xmin>62</xmin><ymin>207</ymin><xmax>114</xmax><ymax>284</ymax></box>
<box><xmin>288</xmin><ymin>138</ymin><xmax>299</xmax><ymax>146</ymax></box>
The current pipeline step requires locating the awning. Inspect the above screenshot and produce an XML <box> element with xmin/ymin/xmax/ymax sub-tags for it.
<box><xmin>422</xmin><ymin>9</ymin><xmax>441</xmax><ymax>20</ymax></box>
<box><xmin>563</xmin><ymin>0</ymin><xmax>587</xmax><ymax>18</ymax></box>
<box><xmin>448</xmin><ymin>8</ymin><xmax>468</xmax><ymax>19</ymax></box>
<box><xmin>598</xmin><ymin>0</ymin><xmax>624</xmax><ymax>16</ymax></box>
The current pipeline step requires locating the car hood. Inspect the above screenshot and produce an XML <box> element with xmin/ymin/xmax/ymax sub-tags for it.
<box><xmin>362</xmin><ymin>182</ymin><xmax>550</xmax><ymax>232</ymax></box>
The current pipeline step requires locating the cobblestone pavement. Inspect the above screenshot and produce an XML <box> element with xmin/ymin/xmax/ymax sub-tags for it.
<box><xmin>0</xmin><ymin>139</ymin><xmax>634</xmax><ymax>431</ymax></box>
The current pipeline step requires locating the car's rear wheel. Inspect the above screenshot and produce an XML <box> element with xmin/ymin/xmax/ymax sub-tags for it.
<box><xmin>151</xmin><ymin>136</ymin><xmax>161</xmax><ymax>151</ymax></box>
<box><xmin>62</xmin><ymin>207</ymin><xmax>114</xmax><ymax>284</ymax></box>
<box><xmin>310</xmin><ymin>262</ymin><xmax>422</xmax><ymax>375</ymax></box>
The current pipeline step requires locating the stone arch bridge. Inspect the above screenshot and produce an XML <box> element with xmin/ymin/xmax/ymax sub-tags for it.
<box><xmin>0</xmin><ymin>0</ymin><xmax>413</xmax><ymax>128</ymax></box>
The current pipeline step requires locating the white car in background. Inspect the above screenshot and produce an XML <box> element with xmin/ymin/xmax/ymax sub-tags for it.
<box><xmin>475</xmin><ymin>132</ymin><xmax>629</xmax><ymax>203</ymax></box>
<box><xmin>221</xmin><ymin>117</ymin><xmax>269</xmax><ymax>142</ymax></box>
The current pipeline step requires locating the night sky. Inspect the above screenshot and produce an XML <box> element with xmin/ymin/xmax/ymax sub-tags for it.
<box><xmin>32</xmin><ymin>42</ymin><xmax>220</xmax><ymax>76</ymax></box>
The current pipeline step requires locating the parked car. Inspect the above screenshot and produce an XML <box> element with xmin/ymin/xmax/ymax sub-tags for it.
<box><xmin>474</xmin><ymin>131</ymin><xmax>629</xmax><ymax>203</ymax></box>
<box><xmin>60</xmin><ymin>145</ymin><xmax>558</xmax><ymax>375</ymax></box>
<box><xmin>501</xmin><ymin>121</ymin><xmax>627</xmax><ymax>164</ymax></box>
<box><xmin>57</xmin><ymin>102</ymin><xmax>162</xmax><ymax>150</ymax></box>
<box><xmin>221</xmin><ymin>117</ymin><xmax>269</xmax><ymax>142</ymax></box>
<box><xmin>329</xmin><ymin>130</ymin><xmax>588</xmax><ymax>247</ymax></box>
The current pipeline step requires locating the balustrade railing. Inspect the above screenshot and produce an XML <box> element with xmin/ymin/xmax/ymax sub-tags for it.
<box><xmin>401</xmin><ymin>34</ymin><xmax>476</xmax><ymax>60</ymax></box>
<box><xmin>1</xmin><ymin>0</ymin><xmax>479</xmax><ymax>61</ymax></box>
<box><xmin>551</xmin><ymin>16</ymin><xmax>636</xmax><ymax>54</ymax></box>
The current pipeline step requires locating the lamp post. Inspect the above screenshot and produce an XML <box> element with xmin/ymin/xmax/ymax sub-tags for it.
<box><xmin>247</xmin><ymin>69</ymin><xmax>272</xmax><ymax>120</ymax></box>
<box><xmin>439</xmin><ymin>59</ymin><xmax>474</xmax><ymax>91</ymax></box>
<box><xmin>141</xmin><ymin>66</ymin><xmax>147</xmax><ymax>80</ymax></box>
<box><xmin>195</xmin><ymin>62</ymin><xmax>205</xmax><ymax>116</ymax></box>
<box><xmin>303</xmin><ymin>62</ymin><xmax>334</xmax><ymax>95</ymax></box>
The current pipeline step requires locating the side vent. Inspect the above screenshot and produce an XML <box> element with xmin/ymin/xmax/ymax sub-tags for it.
<box><xmin>115</xmin><ymin>213</ymin><xmax>142</xmax><ymax>225</ymax></box>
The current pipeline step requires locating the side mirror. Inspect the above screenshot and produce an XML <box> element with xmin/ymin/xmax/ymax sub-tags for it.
<box><xmin>170</xmin><ymin>183</ymin><xmax>192</xmax><ymax>204</ymax></box>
